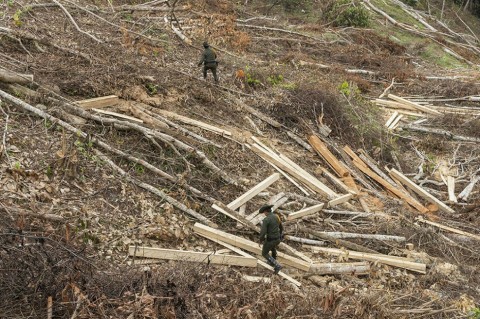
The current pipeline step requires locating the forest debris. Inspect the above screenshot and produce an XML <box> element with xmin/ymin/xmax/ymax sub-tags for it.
<box><xmin>447</xmin><ymin>176</ymin><xmax>457</xmax><ymax>203</ymax></box>
<box><xmin>242</xmin><ymin>275</ymin><xmax>271</xmax><ymax>283</ymax></box>
<box><xmin>308</xmin><ymin>135</ymin><xmax>349</xmax><ymax>178</ymax></box>
<box><xmin>390</xmin><ymin>169</ymin><xmax>455</xmax><ymax>214</ymax></box>
<box><xmin>312</xmin><ymin>232</ymin><xmax>406</xmax><ymax>242</ymax></box>
<box><xmin>128</xmin><ymin>246</ymin><xmax>257</xmax><ymax>267</ymax></box>
<box><xmin>306</xmin><ymin>246</ymin><xmax>426</xmax><ymax>273</ymax></box>
<box><xmin>416</xmin><ymin>217</ymin><xmax>480</xmax><ymax>241</ymax></box>
<box><xmin>75</xmin><ymin>95</ymin><xmax>119</xmax><ymax>109</ymax></box>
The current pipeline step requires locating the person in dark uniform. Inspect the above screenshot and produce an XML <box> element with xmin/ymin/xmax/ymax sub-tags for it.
<box><xmin>259</xmin><ymin>204</ymin><xmax>283</xmax><ymax>274</ymax></box>
<box><xmin>197</xmin><ymin>41</ymin><xmax>219</xmax><ymax>83</ymax></box>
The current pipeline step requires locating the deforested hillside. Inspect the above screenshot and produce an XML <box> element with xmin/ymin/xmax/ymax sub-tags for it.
<box><xmin>1</xmin><ymin>0</ymin><xmax>479</xmax><ymax>318</ymax></box>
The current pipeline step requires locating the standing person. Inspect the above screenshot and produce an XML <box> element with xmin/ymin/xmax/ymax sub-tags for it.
<box><xmin>197</xmin><ymin>41</ymin><xmax>219</xmax><ymax>83</ymax></box>
<box><xmin>259</xmin><ymin>205</ymin><xmax>283</xmax><ymax>274</ymax></box>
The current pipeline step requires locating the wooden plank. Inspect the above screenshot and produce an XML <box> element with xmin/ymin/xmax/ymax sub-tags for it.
<box><xmin>447</xmin><ymin>176</ymin><xmax>457</xmax><ymax>203</ymax></box>
<box><xmin>158</xmin><ymin>110</ymin><xmax>232</xmax><ymax>136</ymax></box>
<box><xmin>385</xmin><ymin>111</ymin><xmax>399</xmax><ymax>127</ymax></box>
<box><xmin>250</xmin><ymin>143</ymin><xmax>337</xmax><ymax>198</ymax></box>
<box><xmin>306</xmin><ymin>246</ymin><xmax>426</xmax><ymax>273</ymax></box>
<box><xmin>416</xmin><ymin>217</ymin><xmax>480</xmax><ymax>241</ymax></box>
<box><xmin>91</xmin><ymin>108</ymin><xmax>143</xmax><ymax>123</ymax></box>
<box><xmin>76</xmin><ymin>95</ymin><xmax>119</xmax><ymax>109</ymax></box>
<box><xmin>310</xmin><ymin>262</ymin><xmax>370</xmax><ymax>275</ymax></box>
<box><xmin>389</xmin><ymin>168</ymin><xmax>455</xmax><ymax>214</ymax></box>
<box><xmin>388</xmin><ymin>114</ymin><xmax>403</xmax><ymax>129</ymax></box>
<box><xmin>308</xmin><ymin>135</ymin><xmax>349</xmax><ymax>177</ymax></box>
<box><xmin>287</xmin><ymin>203</ymin><xmax>325</xmax><ymax>221</ymax></box>
<box><xmin>196</xmin><ymin>233</ymin><xmax>301</xmax><ymax>286</ymax></box>
<box><xmin>388</xmin><ymin>94</ymin><xmax>442</xmax><ymax>115</ymax></box>
<box><xmin>320</xmin><ymin>167</ymin><xmax>357</xmax><ymax>194</ymax></box>
<box><xmin>193</xmin><ymin>223</ymin><xmax>311</xmax><ymax>272</ymax></box>
<box><xmin>227</xmin><ymin>173</ymin><xmax>280</xmax><ymax>210</ymax></box>
<box><xmin>343</xmin><ymin>146</ymin><xmax>429</xmax><ymax>214</ymax></box>
<box><xmin>327</xmin><ymin>193</ymin><xmax>353</xmax><ymax>208</ymax></box>
<box><xmin>375</xmin><ymin>99</ymin><xmax>418</xmax><ymax>111</ymax></box>
<box><xmin>128</xmin><ymin>246</ymin><xmax>257</xmax><ymax>267</ymax></box>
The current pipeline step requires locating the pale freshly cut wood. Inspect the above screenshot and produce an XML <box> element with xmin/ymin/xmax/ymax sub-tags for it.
<box><xmin>287</xmin><ymin>203</ymin><xmax>325</xmax><ymax>221</ymax></box>
<box><xmin>390</xmin><ymin>168</ymin><xmax>455</xmax><ymax>214</ymax></box>
<box><xmin>129</xmin><ymin>246</ymin><xmax>257</xmax><ymax>267</ymax></box>
<box><xmin>343</xmin><ymin>146</ymin><xmax>429</xmax><ymax>214</ymax></box>
<box><xmin>158</xmin><ymin>110</ymin><xmax>232</xmax><ymax>136</ymax></box>
<box><xmin>227</xmin><ymin>173</ymin><xmax>280</xmax><ymax>210</ymax></box>
<box><xmin>251</xmin><ymin>196</ymin><xmax>289</xmax><ymax>226</ymax></box>
<box><xmin>75</xmin><ymin>95</ymin><xmax>119</xmax><ymax>109</ymax></box>
<box><xmin>306</xmin><ymin>246</ymin><xmax>426</xmax><ymax>273</ymax></box>
<box><xmin>385</xmin><ymin>111</ymin><xmax>399</xmax><ymax>127</ymax></box>
<box><xmin>196</xmin><ymin>233</ymin><xmax>301</xmax><ymax>287</ymax></box>
<box><xmin>388</xmin><ymin>114</ymin><xmax>403</xmax><ymax>130</ymax></box>
<box><xmin>308</xmin><ymin>135</ymin><xmax>349</xmax><ymax>177</ymax></box>
<box><xmin>458</xmin><ymin>175</ymin><xmax>480</xmax><ymax>201</ymax></box>
<box><xmin>310</xmin><ymin>262</ymin><xmax>370</xmax><ymax>275</ymax></box>
<box><xmin>246</xmin><ymin>193</ymin><xmax>285</xmax><ymax>221</ymax></box>
<box><xmin>447</xmin><ymin>176</ymin><xmax>457</xmax><ymax>203</ymax></box>
<box><xmin>242</xmin><ymin>275</ymin><xmax>271</xmax><ymax>283</ymax></box>
<box><xmin>317</xmin><ymin>232</ymin><xmax>406</xmax><ymax>242</ymax></box>
<box><xmin>388</xmin><ymin>94</ymin><xmax>442</xmax><ymax>115</ymax></box>
<box><xmin>193</xmin><ymin>223</ymin><xmax>311</xmax><ymax>272</ymax></box>
<box><xmin>91</xmin><ymin>108</ymin><xmax>143</xmax><ymax>123</ymax></box>
<box><xmin>250</xmin><ymin>143</ymin><xmax>337</xmax><ymax>198</ymax></box>
<box><xmin>375</xmin><ymin>99</ymin><xmax>418</xmax><ymax>111</ymax></box>
<box><xmin>327</xmin><ymin>193</ymin><xmax>353</xmax><ymax>208</ymax></box>
<box><xmin>416</xmin><ymin>217</ymin><xmax>480</xmax><ymax>241</ymax></box>
<box><xmin>320</xmin><ymin>167</ymin><xmax>357</xmax><ymax>194</ymax></box>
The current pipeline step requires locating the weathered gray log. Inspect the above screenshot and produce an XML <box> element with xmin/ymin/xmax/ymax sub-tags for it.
<box><xmin>0</xmin><ymin>68</ymin><xmax>33</xmax><ymax>84</ymax></box>
<box><xmin>310</xmin><ymin>262</ymin><xmax>370</xmax><ymax>275</ymax></box>
<box><xmin>403</xmin><ymin>125</ymin><xmax>480</xmax><ymax>143</ymax></box>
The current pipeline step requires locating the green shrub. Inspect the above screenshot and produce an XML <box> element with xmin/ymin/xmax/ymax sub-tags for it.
<box><xmin>401</xmin><ymin>0</ymin><xmax>418</xmax><ymax>6</ymax></box>
<box><xmin>326</xmin><ymin>0</ymin><xmax>370</xmax><ymax>27</ymax></box>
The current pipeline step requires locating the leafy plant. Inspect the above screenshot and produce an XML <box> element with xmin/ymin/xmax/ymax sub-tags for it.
<box><xmin>267</xmin><ymin>74</ymin><xmax>284</xmax><ymax>85</ymax></box>
<box><xmin>133</xmin><ymin>163</ymin><xmax>145</xmax><ymax>174</ymax></box>
<box><xmin>145</xmin><ymin>83</ymin><xmax>158</xmax><ymax>95</ymax></box>
<box><xmin>245</xmin><ymin>66</ymin><xmax>261</xmax><ymax>86</ymax></box>
<box><xmin>326</xmin><ymin>0</ymin><xmax>370</xmax><ymax>27</ymax></box>
<box><xmin>469</xmin><ymin>307</ymin><xmax>480</xmax><ymax>319</ymax></box>
<box><xmin>13</xmin><ymin>9</ymin><xmax>23</xmax><ymax>27</ymax></box>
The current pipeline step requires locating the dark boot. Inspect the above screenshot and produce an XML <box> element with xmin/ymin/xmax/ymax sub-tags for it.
<box><xmin>266</xmin><ymin>256</ymin><xmax>282</xmax><ymax>274</ymax></box>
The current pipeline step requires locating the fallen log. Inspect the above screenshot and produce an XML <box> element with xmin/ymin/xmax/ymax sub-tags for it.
<box><xmin>458</xmin><ymin>175</ymin><xmax>480</xmax><ymax>201</ymax></box>
<box><xmin>128</xmin><ymin>246</ymin><xmax>257</xmax><ymax>267</ymax></box>
<box><xmin>0</xmin><ymin>68</ymin><xmax>33</xmax><ymax>84</ymax></box>
<box><xmin>306</xmin><ymin>246</ymin><xmax>426</xmax><ymax>274</ymax></box>
<box><xmin>284</xmin><ymin>236</ymin><xmax>326</xmax><ymax>246</ymax></box>
<box><xmin>402</xmin><ymin>125</ymin><xmax>480</xmax><ymax>143</ymax></box>
<box><xmin>92</xmin><ymin>108</ymin><xmax>143</xmax><ymax>123</ymax></box>
<box><xmin>310</xmin><ymin>262</ymin><xmax>370</xmax><ymax>275</ymax></box>
<box><xmin>308</xmin><ymin>135</ymin><xmax>349</xmax><ymax>177</ymax></box>
<box><xmin>314</xmin><ymin>232</ymin><xmax>406</xmax><ymax>242</ymax></box>
<box><xmin>416</xmin><ymin>217</ymin><xmax>480</xmax><ymax>241</ymax></box>
<box><xmin>299</xmin><ymin>226</ymin><xmax>380</xmax><ymax>254</ymax></box>
<box><xmin>388</xmin><ymin>94</ymin><xmax>442</xmax><ymax>115</ymax></box>
<box><xmin>156</xmin><ymin>109</ymin><xmax>232</xmax><ymax>136</ymax></box>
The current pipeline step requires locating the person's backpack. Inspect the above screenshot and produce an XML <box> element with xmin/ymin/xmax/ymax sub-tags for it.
<box><xmin>275</xmin><ymin>213</ymin><xmax>284</xmax><ymax>241</ymax></box>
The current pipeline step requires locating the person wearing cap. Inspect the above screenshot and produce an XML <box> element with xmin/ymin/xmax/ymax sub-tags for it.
<box><xmin>197</xmin><ymin>41</ymin><xmax>219</xmax><ymax>83</ymax></box>
<box><xmin>258</xmin><ymin>204</ymin><xmax>283</xmax><ymax>274</ymax></box>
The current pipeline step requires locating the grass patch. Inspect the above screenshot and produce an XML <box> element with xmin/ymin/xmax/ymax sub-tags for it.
<box><xmin>371</xmin><ymin>0</ymin><xmax>425</xmax><ymax>29</ymax></box>
<box><xmin>421</xmin><ymin>43</ymin><xmax>467</xmax><ymax>68</ymax></box>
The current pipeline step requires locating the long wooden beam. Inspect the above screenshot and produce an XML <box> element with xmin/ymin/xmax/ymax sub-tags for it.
<box><xmin>389</xmin><ymin>168</ymin><xmax>455</xmax><ymax>214</ymax></box>
<box><xmin>287</xmin><ymin>203</ymin><xmax>325</xmax><ymax>221</ymax></box>
<box><xmin>310</xmin><ymin>262</ymin><xmax>370</xmax><ymax>275</ymax></box>
<box><xmin>388</xmin><ymin>94</ymin><xmax>442</xmax><ymax>115</ymax></box>
<box><xmin>227</xmin><ymin>173</ymin><xmax>280</xmax><ymax>210</ymax></box>
<box><xmin>193</xmin><ymin>223</ymin><xmax>311</xmax><ymax>272</ymax></box>
<box><xmin>128</xmin><ymin>246</ymin><xmax>257</xmax><ymax>267</ymax></box>
<box><xmin>308</xmin><ymin>135</ymin><xmax>349</xmax><ymax>177</ymax></box>
<box><xmin>250</xmin><ymin>143</ymin><xmax>337</xmax><ymax>198</ymax></box>
<box><xmin>158</xmin><ymin>110</ymin><xmax>232</xmax><ymax>136</ymax></box>
<box><xmin>343</xmin><ymin>146</ymin><xmax>429</xmax><ymax>214</ymax></box>
<box><xmin>196</xmin><ymin>232</ymin><xmax>301</xmax><ymax>286</ymax></box>
<box><xmin>416</xmin><ymin>217</ymin><xmax>480</xmax><ymax>241</ymax></box>
<box><xmin>75</xmin><ymin>95</ymin><xmax>119</xmax><ymax>109</ymax></box>
<box><xmin>306</xmin><ymin>246</ymin><xmax>426</xmax><ymax>273</ymax></box>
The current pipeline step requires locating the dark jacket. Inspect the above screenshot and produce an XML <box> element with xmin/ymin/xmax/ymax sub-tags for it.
<box><xmin>198</xmin><ymin>47</ymin><xmax>217</xmax><ymax>67</ymax></box>
<box><xmin>259</xmin><ymin>212</ymin><xmax>282</xmax><ymax>241</ymax></box>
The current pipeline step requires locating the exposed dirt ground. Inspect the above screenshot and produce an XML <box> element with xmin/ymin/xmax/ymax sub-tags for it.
<box><xmin>1</xmin><ymin>0</ymin><xmax>480</xmax><ymax>318</ymax></box>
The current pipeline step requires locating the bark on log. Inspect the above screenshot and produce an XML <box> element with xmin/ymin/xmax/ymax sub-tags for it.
<box><xmin>403</xmin><ymin>125</ymin><xmax>480</xmax><ymax>143</ymax></box>
<box><xmin>310</xmin><ymin>262</ymin><xmax>370</xmax><ymax>275</ymax></box>
<box><xmin>0</xmin><ymin>68</ymin><xmax>33</xmax><ymax>84</ymax></box>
